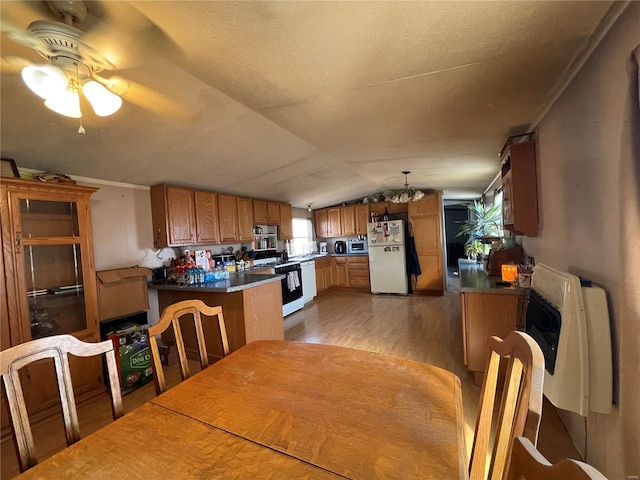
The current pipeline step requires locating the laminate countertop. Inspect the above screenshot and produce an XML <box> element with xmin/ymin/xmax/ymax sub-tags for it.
<box><xmin>149</xmin><ymin>272</ymin><xmax>284</xmax><ymax>294</ymax></box>
<box><xmin>458</xmin><ymin>259</ymin><xmax>525</xmax><ymax>295</ymax></box>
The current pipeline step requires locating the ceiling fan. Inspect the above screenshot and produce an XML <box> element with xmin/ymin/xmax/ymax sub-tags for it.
<box><xmin>1</xmin><ymin>0</ymin><xmax>195</xmax><ymax>130</ymax></box>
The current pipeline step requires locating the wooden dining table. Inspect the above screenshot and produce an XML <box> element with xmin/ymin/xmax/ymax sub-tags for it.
<box><xmin>16</xmin><ymin>340</ymin><xmax>468</xmax><ymax>479</ymax></box>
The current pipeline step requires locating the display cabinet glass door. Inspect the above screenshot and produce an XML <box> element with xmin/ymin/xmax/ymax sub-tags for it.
<box><xmin>16</xmin><ymin>198</ymin><xmax>91</xmax><ymax>339</ymax></box>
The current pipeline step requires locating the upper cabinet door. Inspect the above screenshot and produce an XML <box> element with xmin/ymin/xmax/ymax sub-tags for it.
<box><xmin>217</xmin><ymin>194</ymin><xmax>239</xmax><ymax>242</ymax></box>
<box><xmin>236</xmin><ymin>197</ymin><xmax>254</xmax><ymax>241</ymax></box>
<box><xmin>315</xmin><ymin>209</ymin><xmax>328</xmax><ymax>238</ymax></box>
<box><xmin>166</xmin><ymin>186</ymin><xmax>196</xmax><ymax>246</ymax></box>
<box><xmin>194</xmin><ymin>190</ymin><xmax>220</xmax><ymax>244</ymax></box>
<box><xmin>253</xmin><ymin>199</ymin><xmax>268</xmax><ymax>224</ymax></box>
<box><xmin>327</xmin><ymin>208</ymin><xmax>341</xmax><ymax>237</ymax></box>
<box><xmin>267</xmin><ymin>202</ymin><xmax>281</xmax><ymax>225</ymax></box>
<box><xmin>279</xmin><ymin>203</ymin><xmax>293</xmax><ymax>239</ymax></box>
<box><xmin>355</xmin><ymin>204</ymin><xmax>370</xmax><ymax>235</ymax></box>
<box><xmin>501</xmin><ymin>140</ymin><xmax>538</xmax><ymax>236</ymax></box>
<box><xmin>341</xmin><ymin>206</ymin><xmax>355</xmax><ymax>236</ymax></box>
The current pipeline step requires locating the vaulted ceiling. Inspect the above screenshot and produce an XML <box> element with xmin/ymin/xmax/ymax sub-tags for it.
<box><xmin>0</xmin><ymin>1</ymin><xmax>615</xmax><ymax>208</ymax></box>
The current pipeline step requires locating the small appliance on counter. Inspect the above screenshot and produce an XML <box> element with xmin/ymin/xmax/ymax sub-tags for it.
<box><xmin>347</xmin><ymin>239</ymin><xmax>368</xmax><ymax>254</ymax></box>
<box><xmin>334</xmin><ymin>241</ymin><xmax>346</xmax><ymax>254</ymax></box>
<box><xmin>152</xmin><ymin>266</ymin><xmax>170</xmax><ymax>284</ymax></box>
<box><xmin>319</xmin><ymin>242</ymin><xmax>328</xmax><ymax>254</ymax></box>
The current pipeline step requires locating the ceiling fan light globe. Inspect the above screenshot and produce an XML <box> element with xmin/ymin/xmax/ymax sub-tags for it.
<box><xmin>44</xmin><ymin>89</ymin><xmax>82</xmax><ymax>118</ymax></box>
<box><xmin>21</xmin><ymin>65</ymin><xmax>68</xmax><ymax>100</ymax></box>
<box><xmin>82</xmin><ymin>81</ymin><xmax>123</xmax><ymax>116</ymax></box>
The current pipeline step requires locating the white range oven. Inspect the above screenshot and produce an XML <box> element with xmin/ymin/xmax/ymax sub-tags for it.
<box><xmin>272</xmin><ymin>262</ymin><xmax>304</xmax><ymax>316</ymax></box>
<box><xmin>253</xmin><ymin>258</ymin><xmax>304</xmax><ymax>317</ymax></box>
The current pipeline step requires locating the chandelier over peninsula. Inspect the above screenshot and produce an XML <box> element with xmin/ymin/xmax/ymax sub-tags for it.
<box><xmin>391</xmin><ymin>171</ymin><xmax>425</xmax><ymax>203</ymax></box>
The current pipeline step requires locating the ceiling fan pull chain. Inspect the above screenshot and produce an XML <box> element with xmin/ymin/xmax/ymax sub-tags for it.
<box><xmin>75</xmin><ymin>62</ymin><xmax>85</xmax><ymax>134</ymax></box>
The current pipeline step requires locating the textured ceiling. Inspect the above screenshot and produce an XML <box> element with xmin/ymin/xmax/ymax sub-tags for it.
<box><xmin>0</xmin><ymin>1</ymin><xmax>614</xmax><ymax>208</ymax></box>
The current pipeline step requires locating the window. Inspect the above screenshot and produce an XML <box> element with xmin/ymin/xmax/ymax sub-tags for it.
<box><xmin>291</xmin><ymin>218</ymin><xmax>314</xmax><ymax>256</ymax></box>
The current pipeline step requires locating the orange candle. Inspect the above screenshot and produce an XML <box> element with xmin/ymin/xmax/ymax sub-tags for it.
<box><xmin>501</xmin><ymin>264</ymin><xmax>518</xmax><ymax>283</ymax></box>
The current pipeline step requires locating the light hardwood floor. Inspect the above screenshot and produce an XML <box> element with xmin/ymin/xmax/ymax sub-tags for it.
<box><xmin>285</xmin><ymin>289</ymin><xmax>581</xmax><ymax>466</ymax></box>
<box><xmin>2</xmin><ymin>288</ymin><xmax>579</xmax><ymax>478</ymax></box>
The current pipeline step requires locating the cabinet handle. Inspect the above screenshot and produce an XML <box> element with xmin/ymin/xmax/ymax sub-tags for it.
<box><xmin>15</xmin><ymin>232</ymin><xmax>21</xmax><ymax>253</ymax></box>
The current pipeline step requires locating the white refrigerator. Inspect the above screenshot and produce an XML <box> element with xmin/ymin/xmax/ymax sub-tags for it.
<box><xmin>367</xmin><ymin>220</ymin><xmax>408</xmax><ymax>295</ymax></box>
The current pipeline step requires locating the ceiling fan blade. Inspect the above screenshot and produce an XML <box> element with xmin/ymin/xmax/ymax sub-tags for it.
<box><xmin>78</xmin><ymin>1</ymin><xmax>190</xmax><ymax>71</ymax></box>
<box><xmin>1</xmin><ymin>55</ymin><xmax>28</xmax><ymax>74</ymax></box>
<box><xmin>0</xmin><ymin>18</ymin><xmax>50</xmax><ymax>53</ymax></box>
<box><xmin>94</xmin><ymin>74</ymin><xmax>197</xmax><ymax>123</ymax></box>
<box><xmin>1</xmin><ymin>55</ymin><xmax>34</xmax><ymax>73</ymax></box>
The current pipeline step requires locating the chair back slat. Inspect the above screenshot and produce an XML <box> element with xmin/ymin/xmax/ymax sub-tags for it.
<box><xmin>469</xmin><ymin>331</ymin><xmax>545</xmax><ymax>480</ymax></box>
<box><xmin>148</xmin><ymin>299</ymin><xmax>229</xmax><ymax>395</ymax></box>
<box><xmin>0</xmin><ymin>335</ymin><xmax>123</xmax><ymax>472</ymax></box>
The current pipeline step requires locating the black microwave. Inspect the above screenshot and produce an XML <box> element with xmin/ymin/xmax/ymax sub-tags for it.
<box><xmin>347</xmin><ymin>240</ymin><xmax>368</xmax><ymax>254</ymax></box>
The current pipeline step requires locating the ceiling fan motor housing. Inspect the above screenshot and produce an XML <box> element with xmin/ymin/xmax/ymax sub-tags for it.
<box><xmin>26</xmin><ymin>20</ymin><xmax>114</xmax><ymax>74</ymax></box>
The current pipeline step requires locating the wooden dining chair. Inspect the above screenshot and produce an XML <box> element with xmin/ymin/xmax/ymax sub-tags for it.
<box><xmin>507</xmin><ymin>436</ymin><xmax>608</xmax><ymax>480</ymax></box>
<box><xmin>0</xmin><ymin>334</ymin><xmax>123</xmax><ymax>472</ymax></box>
<box><xmin>148</xmin><ymin>299</ymin><xmax>229</xmax><ymax>395</ymax></box>
<box><xmin>469</xmin><ymin>331</ymin><xmax>545</xmax><ymax>480</ymax></box>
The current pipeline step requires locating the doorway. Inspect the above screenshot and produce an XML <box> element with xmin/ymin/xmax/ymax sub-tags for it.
<box><xmin>443</xmin><ymin>203</ymin><xmax>469</xmax><ymax>285</ymax></box>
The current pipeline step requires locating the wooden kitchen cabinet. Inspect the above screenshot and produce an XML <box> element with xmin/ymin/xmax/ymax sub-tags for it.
<box><xmin>355</xmin><ymin>204</ymin><xmax>370</xmax><ymax>235</ymax></box>
<box><xmin>333</xmin><ymin>257</ymin><xmax>348</xmax><ymax>287</ymax></box>
<box><xmin>194</xmin><ymin>190</ymin><xmax>220</xmax><ymax>244</ymax></box>
<box><xmin>340</xmin><ymin>206</ymin><xmax>355</xmax><ymax>236</ymax></box>
<box><xmin>150</xmin><ymin>185</ymin><xmax>221</xmax><ymax>247</ymax></box>
<box><xmin>408</xmin><ymin>193</ymin><xmax>444</xmax><ymax>295</ymax></box>
<box><xmin>314</xmin><ymin>209</ymin><xmax>329</xmax><ymax>238</ymax></box>
<box><xmin>461</xmin><ymin>291</ymin><xmax>524</xmax><ymax>383</ymax></box>
<box><xmin>218</xmin><ymin>194</ymin><xmax>254</xmax><ymax>243</ymax></box>
<box><xmin>346</xmin><ymin>255</ymin><xmax>370</xmax><ymax>290</ymax></box>
<box><xmin>327</xmin><ymin>208</ymin><xmax>341</xmax><ymax>237</ymax></box>
<box><xmin>370</xmin><ymin>201</ymin><xmax>407</xmax><ymax>217</ymax></box>
<box><xmin>279</xmin><ymin>203</ymin><xmax>293</xmax><ymax>240</ymax></box>
<box><xmin>0</xmin><ymin>179</ymin><xmax>104</xmax><ymax>434</ymax></box>
<box><xmin>150</xmin><ymin>185</ymin><xmax>196</xmax><ymax>247</ymax></box>
<box><xmin>314</xmin><ymin>206</ymin><xmax>343</xmax><ymax>238</ymax></box>
<box><xmin>315</xmin><ymin>256</ymin><xmax>369</xmax><ymax>293</ymax></box>
<box><xmin>500</xmin><ymin>138</ymin><xmax>538</xmax><ymax>237</ymax></box>
<box><xmin>253</xmin><ymin>200</ymin><xmax>281</xmax><ymax>226</ymax></box>
<box><xmin>237</xmin><ymin>197</ymin><xmax>254</xmax><ymax>241</ymax></box>
<box><xmin>315</xmin><ymin>257</ymin><xmax>332</xmax><ymax>293</ymax></box>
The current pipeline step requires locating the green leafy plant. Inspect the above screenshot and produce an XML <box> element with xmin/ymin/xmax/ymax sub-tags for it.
<box><xmin>464</xmin><ymin>239</ymin><xmax>485</xmax><ymax>259</ymax></box>
<box><xmin>456</xmin><ymin>200</ymin><xmax>501</xmax><ymax>257</ymax></box>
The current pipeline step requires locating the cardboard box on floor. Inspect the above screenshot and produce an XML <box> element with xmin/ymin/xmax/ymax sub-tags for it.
<box><xmin>96</xmin><ymin>267</ymin><xmax>152</xmax><ymax>321</ymax></box>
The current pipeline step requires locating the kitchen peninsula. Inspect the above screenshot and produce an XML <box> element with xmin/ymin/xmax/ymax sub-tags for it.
<box><xmin>458</xmin><ymin>259</ymin><xmax>527</xmax><ymax>384</ymax></box>
<box><xmin>149</xmin><ymin>272</ymin><xmax>285</xmax><ymax>361</ymax></box>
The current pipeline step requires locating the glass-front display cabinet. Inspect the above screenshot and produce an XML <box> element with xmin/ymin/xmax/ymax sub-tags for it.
<box><xmin>1</xmin><ymin>179</ymin><xmax>104</xmax><ymax>425</ymax></box>
<box><xmin>1</xmin><ymin>179</ymin><xmax>99</xmax><ymax>345</ymax></box>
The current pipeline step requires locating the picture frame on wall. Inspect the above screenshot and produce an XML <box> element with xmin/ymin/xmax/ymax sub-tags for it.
<box><xmin>0</xmin><ymin>158</ymin><xmax>20</xmax><ymax>178</ymax></box>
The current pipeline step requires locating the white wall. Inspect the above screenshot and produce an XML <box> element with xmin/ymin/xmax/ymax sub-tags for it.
<box><xmin>73</xmin><ymin>177</ymin><xmax>173</xmax><ymax>325</ymax></box>
<box><xmin>523</xmin><ymin>4</ymin><xmax>639</xmax><ymax>478</ymax></box>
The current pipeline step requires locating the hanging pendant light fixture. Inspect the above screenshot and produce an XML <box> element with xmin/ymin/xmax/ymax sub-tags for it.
<box><xmin>391</xmin><ymin>171</ymin><xmax>425</xmax><ymax>203</ymax></box>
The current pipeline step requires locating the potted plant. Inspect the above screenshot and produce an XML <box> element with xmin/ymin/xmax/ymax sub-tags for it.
<box><xmin>456</xmin><ymin>200</ymin><xmax>501</xmax><ymax>262</ymax></box>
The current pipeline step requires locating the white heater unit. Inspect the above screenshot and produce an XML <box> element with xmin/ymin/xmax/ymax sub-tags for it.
<box><xmin>527</xmin><ymin>263</ymin><xmax>612</xmax><ymax>416</ymax></box>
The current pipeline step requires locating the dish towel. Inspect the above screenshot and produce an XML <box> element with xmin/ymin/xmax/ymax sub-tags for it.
<box><xmin>287</xmin><ymin>271</ymin><xmax>300</xmax><ymax>292</ymax></box>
